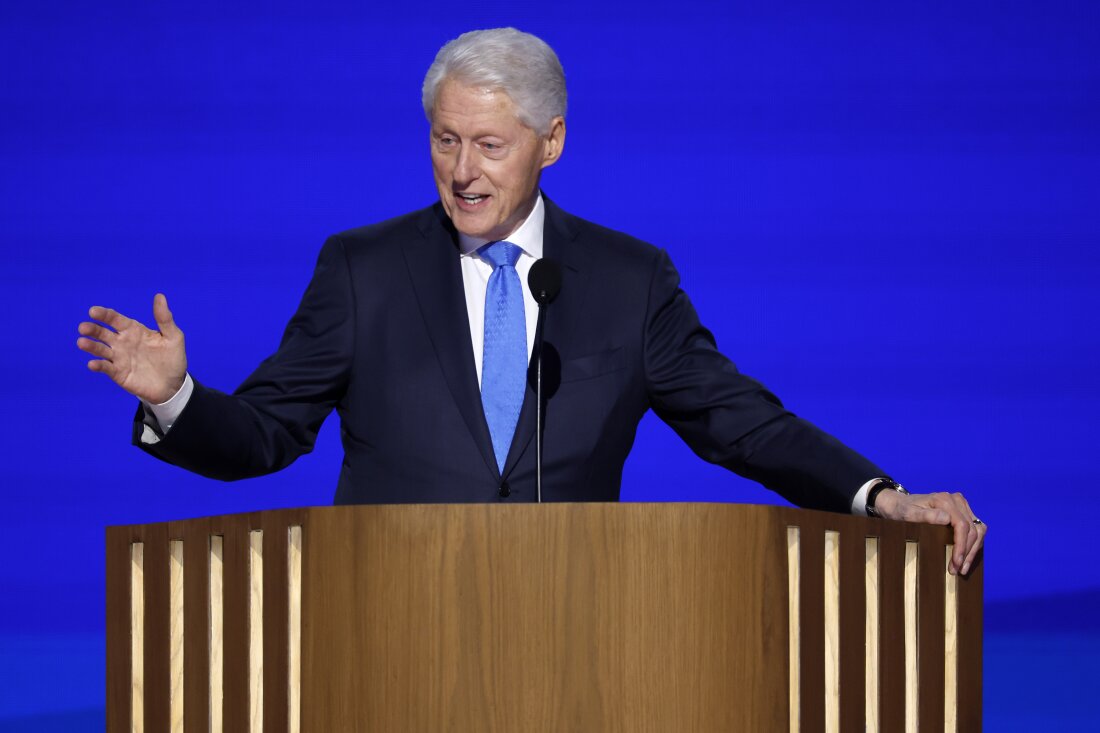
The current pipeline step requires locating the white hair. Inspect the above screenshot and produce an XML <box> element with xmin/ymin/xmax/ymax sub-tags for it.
<box><xmin>422</xmin><ymin>28</ymin><xmax>567</xmax><ymax>136</ymax></box>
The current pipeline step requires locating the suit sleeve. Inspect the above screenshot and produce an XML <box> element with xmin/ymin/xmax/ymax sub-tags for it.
<box><xmin>643</xmin><ymin>249</ymin><xmax>883</xmax><ymax>512</ymax></box>
<box><xmin>132</xmin><ymin>236</ymin><xmax>355</xmax><ymax>480</ymax></box>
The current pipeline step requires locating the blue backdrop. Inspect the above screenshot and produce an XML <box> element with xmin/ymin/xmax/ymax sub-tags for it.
<box><xmin>2</xmin><ymin>1</ymin><xmax>1097</xmax><ymax>728</ymax></box>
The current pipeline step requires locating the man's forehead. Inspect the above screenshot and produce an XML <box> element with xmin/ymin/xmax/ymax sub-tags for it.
<box><xmin>430</xmin><ymin>81</ymin><xmax>525</xmax><ymax>130</ymax></box>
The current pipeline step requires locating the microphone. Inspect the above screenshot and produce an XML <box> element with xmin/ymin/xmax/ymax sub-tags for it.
<box><xmin>528</xmin><ymin>258</ymin><xmax>562</xmax><ymax>502</ymax></box>
<box><xmin>529</xmin><ymin>257</ymin><xmax>562</xmax><ymax>306</ymax></box>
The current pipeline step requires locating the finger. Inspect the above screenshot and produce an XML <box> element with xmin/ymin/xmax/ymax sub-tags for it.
<box><xmin>950</xmin><ymin>515</ymin><xmax>976</xmax><ymax>574</ymax></box>
<box><xmin>87</xmin><ymin>358</ymin><xmax>119</xmax><ymax>378</ymax></box>
<box><xmin>77</xmin><ymin>336</ymin><xmax>113</xmax><ymax>360</ymax></box>
<box><xmin>947</xmin><ymin>494</ymin><xmax>975</xmax><ymax>571</ymax></box>
<box><xmin>78</xmin><ymin>321</ymin><xmax>117</xmax><ymax>345</ymax></box>
<box><xmin>88</xmin><ymin>306</ymin><xmax>135</xmax><ymax>331</ymax></box>
<box><xmin>949</xmin><ymin>492</ymin><xmax>982</xmax><ymax>573</ymax></box>
<box><xmin>152</xmin><ymin>293</ymin><xmax>181</xmax><ymax>337</ymax></box>
<box><xmin>961</xmin><ymin>522</ymin><xmax>987</xmax><ymax>575</ymax></box>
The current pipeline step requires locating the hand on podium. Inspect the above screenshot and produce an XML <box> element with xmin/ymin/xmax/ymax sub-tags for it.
<box><xmin>78</xmin><ymin>293</ymin><xmax>188</xmax><ymax>405</ymax></box>
<box><xmin>873</xmin><ymin>488</ymin><xmax>987</xmax><ymax>576</ymax></box>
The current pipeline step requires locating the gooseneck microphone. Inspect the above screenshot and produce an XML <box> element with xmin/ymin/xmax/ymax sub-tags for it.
<box><xmin>528</xmin><ymin>258</ymin><xmax>562</xmax><ymax>502</ymax></box>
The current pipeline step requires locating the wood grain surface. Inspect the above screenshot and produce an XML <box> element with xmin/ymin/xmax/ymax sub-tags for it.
<box><xmin>104</xmin><ymin>503</ymin><xmax>979</xmax><ymax>733</ymax></box>
<box><xmin>168</xmin><ymin>540</ymin><xmax>184</xmax><ymax>732</ymax></box>
<box><xmin>302</xmin><ymin>503</ymin><xmax>788</xmax><ymax>732</ymax></box>
<box><xmin>208</xmin><ymin>533</ymin><xmax>222</xmax><ymax>733</ymax></box>
<box><xmin>142</xmin><ymin>524</ymin><xmax>169</xmax><ymax>732</ymax></box>
<box><xmin>956</xmin><ymin>547</ymin><xmax>984</xmax><ymax>731</ymax></box>
<box><xmin>837</xmin><ymin>525</ymin><xmax>865</xmax><ymax>732</ymax></box>
<box><xmin>917</xmin><ymin>526</ymin><xmax>946</xmax><ymax>732</ymax></box>
<box><xmin>787</xmin><ymin>527</ymin><xmax>801</xmax><ymax>733</ymax></box>
<box><xmin>944</xmin><ymin>546</ymin><xmax>958</xmax><ymax>733</ymax></box>
<box><xmin>823</xmin><ymin>531</ymin><xmax>840</xmax><ymax>733</ymax></box>
<box><xmin>864</xmin><ymin>538</ymin><xmax>880</xmax><ymax>732</ymax></box>
<box><xmin>797</xmin><ymin>513</ymin><xmax>826</xmax><ymax>733</ymax></box>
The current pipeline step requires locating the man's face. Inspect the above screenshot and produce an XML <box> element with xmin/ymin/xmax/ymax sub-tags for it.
<box><xmin>430</xmin><ymin>78</ymin><xmax>564</xmax><ymax>241</ymax></box>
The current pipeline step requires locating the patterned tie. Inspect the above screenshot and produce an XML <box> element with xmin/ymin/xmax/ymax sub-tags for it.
<box><xmin>479</xmin><ymin>241</ymin><xmax>527</xmax><ymax>474</ymax></box>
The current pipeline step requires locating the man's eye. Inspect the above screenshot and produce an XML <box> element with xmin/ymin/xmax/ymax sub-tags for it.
<box><xmin>437</xmin><ymin>136</ymin><xmax>456</xmax><ymax>147</ymax></box>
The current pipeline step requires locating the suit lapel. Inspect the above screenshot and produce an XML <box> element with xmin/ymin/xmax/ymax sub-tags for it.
<box><xmin>404</xmin><ymin>205</ymin><xmax>500</xmax><ymax>481</ymax></box>
<box><xmin>502</xmin><ymin>196</ymin><xmax>590</xmax><ymax>478</ymax></box>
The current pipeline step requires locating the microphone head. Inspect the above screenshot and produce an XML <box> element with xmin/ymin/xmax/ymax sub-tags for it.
<box><xmin>528</xmin><ymin>258</ymin><xmax>563</xmax><ymax>305</ymax></box>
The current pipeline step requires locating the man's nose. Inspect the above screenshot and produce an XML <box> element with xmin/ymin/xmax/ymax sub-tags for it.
<box><xmin>453</xmin><ymin>146</ymin><xmax>480</xmax><ymax>185</ymax></box>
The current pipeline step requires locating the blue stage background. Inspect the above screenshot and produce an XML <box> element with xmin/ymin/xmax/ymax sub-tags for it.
<box><xmin>2</xmin><ymin>1</ymin><xmax>1097</xmax><ymax>728</ymax></box>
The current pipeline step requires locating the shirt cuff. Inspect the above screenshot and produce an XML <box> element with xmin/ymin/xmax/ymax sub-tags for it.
<box><xmin>850</xmin><ymin>477</ymin><xmax>883</xmax><ymax>516</ymax></box>
<box><xmin>143</xmin><ymin>373</ymin><xmax>194</xmax><ymax>435</ymax></box>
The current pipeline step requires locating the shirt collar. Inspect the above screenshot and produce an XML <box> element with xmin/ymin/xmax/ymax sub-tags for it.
<box><xmin>457</xmin><ymin>192</ymin><xmax>545</xmax><ymax>259</ymax></box>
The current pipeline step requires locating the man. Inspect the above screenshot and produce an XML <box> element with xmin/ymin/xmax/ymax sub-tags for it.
<box><xmin>77</xmin><ymin>28</ymin><xmax>985</xmax><ymax>574</ymax></box>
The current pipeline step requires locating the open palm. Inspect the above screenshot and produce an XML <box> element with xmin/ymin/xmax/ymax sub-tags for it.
<box><xmin>77</xmin><ymin>293</ymin><xmax>188</xmax><ymax>404</ymax></box>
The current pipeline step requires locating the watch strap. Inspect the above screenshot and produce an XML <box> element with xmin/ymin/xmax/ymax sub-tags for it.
<box><xmin>866</xmin><ymin>478</ymin><xmax>908</xmax><ymax>518</ymax></box>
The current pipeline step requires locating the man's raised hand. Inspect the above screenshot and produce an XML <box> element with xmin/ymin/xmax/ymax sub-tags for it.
<box><xmin>78</xmin><ymin>293</ymin><xmax>188</xmax><ymax>404</ymax></box>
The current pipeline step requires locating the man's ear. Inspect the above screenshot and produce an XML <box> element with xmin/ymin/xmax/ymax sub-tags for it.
<box><xmin>541</xmin><ymin>116</ymin><xmax>566</xmax><ymax>169</ymax></box>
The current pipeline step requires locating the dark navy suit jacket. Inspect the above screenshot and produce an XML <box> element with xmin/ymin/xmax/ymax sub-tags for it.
<box><xmin>135</xmin><ymin>197</ymin><xmax>883</xmax><ymax>511</ymax></box>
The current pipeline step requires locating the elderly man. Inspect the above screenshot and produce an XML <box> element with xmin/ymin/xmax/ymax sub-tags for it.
<box><xmin>77</xmin><ymin>28</ymin><xmax>985</xmax><ymax>573</ymax></box>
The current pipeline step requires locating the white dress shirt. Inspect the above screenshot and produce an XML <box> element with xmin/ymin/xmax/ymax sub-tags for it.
<box><xmin>458</xmin><ymin>193</ymin><xmax>544</xmax><ymax>386</ymax></box>
<box><xmin>142</xmin><ymin>193</ymin><xmax>873</xmax><ymax>514</ymax></box>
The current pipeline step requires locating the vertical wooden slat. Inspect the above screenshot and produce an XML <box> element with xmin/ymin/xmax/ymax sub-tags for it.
<box><xmin>106</xmin><ymin>528</ymin><xmax>132</xmax><ymax>733</ymax></box>
<box><xmin>249</xmin><ymin>529</ymin><xmax>264</xmax><ymax>733</ymax></box>
<box><xmin>864</xmin><ymin>537</ymin><xmax>880</xmax><ymax>733</ymax></box>
<box><xmin>209</xmin><ymin>535</ymin><xmax>224</xmax><ymax>733</ymax></box>
<box><xmin>823</xmin><ymin>531</ymin><xmax>840</xmax><ymax>733</ymax></box>
<box><xmin>944</xmin><ymin>546</ymin><xmax>958</xmax><ymax>733</ymax></box>
<box><xmin>878</xmin><ymin>520</ymin><xmax>906</xmax><ymax>733</ymax></box>
<box><xmin>903</xmin><ymin>541</ymin><xmax>919</xmax><ymax>733</ymax></box>
<box><xmin>169</xmin><ymin>540</ymin><xmax>184</xmax><ymax>733</ymax></box>
<box><xmin>220</xmin><ymin>517</ymin><xmax>250</xmax><ymax>733</ymax></box>
<box><xmin>288</xmin><ymin>525</ymin><xmax>303</xmax><ymax>733</ymax></box>
<box><xmin>799</xmin><ymin>518</ymin><xmax>825</xmax><ymax>733</ymax></box>
<box><xmin>917</xmin><ymin>527</ymin><xmax>946</xmax><ymax>732</ymax></box>
<box><xmin>143</xmin><ymin>524</ymin><xmax>170</xmax><ymax>732</ymax></box>
<box><xmin>264</xmin><ymin>516</ymin><xmax>290</xmax><ymax>733</ymax></box>
<box><xmin>182</xmin><ymin>520</ymin><xmax>210</xmax><ymax>733</ymax></box>
<box><xmin>956</xmin><ymin>557</ymin><xmax>984</xmax><ymax>730</ymax></box>
<box><xmin>837</xmin><ymin>526</ymin><xmax>864</xmax><ymax>733</ymax></box>
<box><xmin>130</xmin><ymin>541</ymin><xmax>145</xmax><ymax>733</ymax></box>
<box><xmin>787</xmin><ymin>526</ymin><xmax>800</xmax><ymax>733</ymax></box>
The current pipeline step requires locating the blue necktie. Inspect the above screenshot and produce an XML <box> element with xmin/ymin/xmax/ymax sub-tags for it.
<box><xmin>479</xmin><ymin>241</ymin><xmax>527</xmax><ymax>474</ymax></box>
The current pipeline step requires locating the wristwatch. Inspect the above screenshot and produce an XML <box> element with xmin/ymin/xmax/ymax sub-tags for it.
<box><xmin>866</xmin><ymin>478</ymin><xmax>909</xmax><ymax>518</ymax></box>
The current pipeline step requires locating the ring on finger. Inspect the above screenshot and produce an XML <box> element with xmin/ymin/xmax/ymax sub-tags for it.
<box><xmin>971</xmin><ymin>517</ymin><xmax>984</xmax><ymax>526</ymax></box>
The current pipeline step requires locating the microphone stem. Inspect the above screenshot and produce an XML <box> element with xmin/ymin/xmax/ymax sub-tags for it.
<box><xmin>535</xmin><ymin>305</ymin><xmax>545</xmax><ymax>503</ymax></box>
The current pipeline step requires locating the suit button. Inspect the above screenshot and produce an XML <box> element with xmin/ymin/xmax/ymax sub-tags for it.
<box><xmin>498</xmin><ymin>482</ymin><xmax>510</xmax><ymax>498</ymax></box>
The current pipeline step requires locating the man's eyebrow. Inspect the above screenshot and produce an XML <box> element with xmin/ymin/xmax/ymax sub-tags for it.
<box><xmin>431</xmin><ymin>127</ymin><xmax>508</xmax><ymax>140</ymax></box>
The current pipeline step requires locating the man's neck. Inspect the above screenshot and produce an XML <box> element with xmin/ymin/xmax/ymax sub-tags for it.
<box><xmin>457</xmin><ymin>192</ymin><xmax>545</xmax><ymax>258</ymax></box>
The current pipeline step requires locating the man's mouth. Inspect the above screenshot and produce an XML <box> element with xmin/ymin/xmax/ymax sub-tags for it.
<box><xmin>455</xmin><ymin>192</ymin><xmax>489</xmax><ymax>208</ymax></box>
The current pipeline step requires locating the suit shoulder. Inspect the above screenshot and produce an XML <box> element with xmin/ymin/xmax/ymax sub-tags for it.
<box><xmin>328</xmin><ymin>204</ymin><xmax>440</xmax><ymax>249</ymax></box>
<box><xmin>557</xmin><ymin>208</ymin><xmax>667</xmax><ymax>272</ymax></box>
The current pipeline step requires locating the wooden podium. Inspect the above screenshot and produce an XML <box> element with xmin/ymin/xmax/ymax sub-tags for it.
<box><xmin>106</xmin><ymin>503</ymin><xmax>982</xmax><ymax>731</ymax></box>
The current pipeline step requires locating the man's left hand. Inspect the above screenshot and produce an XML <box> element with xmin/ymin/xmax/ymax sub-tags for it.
<box><xmin>872</xmin><ymin>490</ymin><xmax>987</xmax><ymax>576</ymax></box>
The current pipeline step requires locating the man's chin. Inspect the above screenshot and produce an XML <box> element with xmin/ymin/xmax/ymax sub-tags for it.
<box><xmin>449</xmin><ymin>210</ymin><xmax>502</xmax><ymax>241</ymax></box>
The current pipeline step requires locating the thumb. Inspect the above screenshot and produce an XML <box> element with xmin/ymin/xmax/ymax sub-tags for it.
<box><xmin>152</xmin><ymin>293</ymin><xmax>181</xmax><ymax>336</ymax></box>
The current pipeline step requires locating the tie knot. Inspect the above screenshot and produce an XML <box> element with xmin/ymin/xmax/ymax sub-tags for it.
<box><xmin>479</xmin><ymin>241</ymin><xmax>522</xmax><ymax>270</ymax></box>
